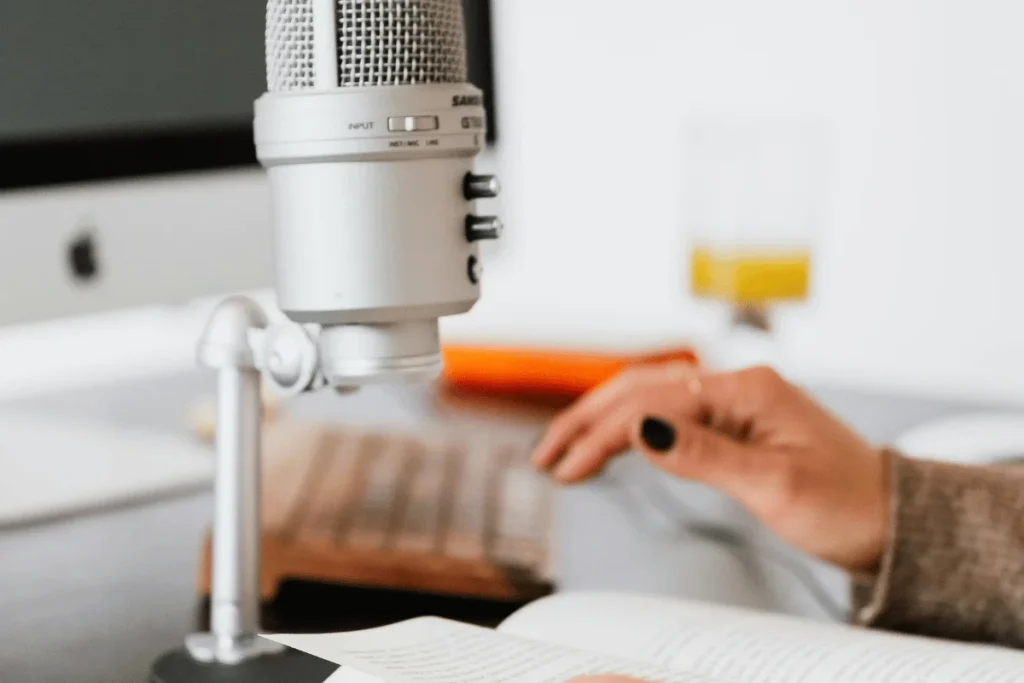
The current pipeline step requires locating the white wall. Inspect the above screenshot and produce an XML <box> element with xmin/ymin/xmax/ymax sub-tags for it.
<box><xmin>4</xmin><ymin>0</ymin><xmax>1024</xmax><ymax>407</ymax></box>
<box><xmin>448</xmin><ymin>0</ymin><xmax>1024</xmax><ymax>405</ymax></box>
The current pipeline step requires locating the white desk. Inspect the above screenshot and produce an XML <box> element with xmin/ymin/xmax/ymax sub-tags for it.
<box><xmin>0</xmin><ymin>372</ymin><xmax>988</xmax><ymax>683</ymax></box>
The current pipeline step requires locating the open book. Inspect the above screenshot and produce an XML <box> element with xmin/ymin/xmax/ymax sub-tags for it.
<box><xmin>266</xmin><ymin>592</ymin><xmax>1024</xmax><ymax>683</ymax></box>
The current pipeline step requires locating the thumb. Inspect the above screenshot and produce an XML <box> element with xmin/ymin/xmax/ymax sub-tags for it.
<box><xmin>632</xmin><ymin>415</ymin><xmax>760</xmax><ymax>501</ymax></box>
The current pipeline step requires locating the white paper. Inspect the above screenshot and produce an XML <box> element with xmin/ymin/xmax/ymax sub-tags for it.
<box><xmin>499</xmin><ymin>592</ymin><xmax>1024</xmax><ymax>683</ymax></box>
<box><xmin>266</xmin><ymin>616</ymin><xmax>714</xmax><ymax>683</ymax></box>
<box><xmin>324</xmin><ymin>666</ymin><xmax>385</xmax><ymax>683</ymax></box>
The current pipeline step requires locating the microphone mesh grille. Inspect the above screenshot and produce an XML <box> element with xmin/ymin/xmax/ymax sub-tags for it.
<box><xmin>265</xmin><ymin>0</ymin><xmax>468</xmax><ymax>91</ymax></box>
<box><xmin>266</xmin><ymin>0</ymin><xmax>317</xmax><ymax>91</ymax></box>
<box><xmin>336</xmin><ymin>1</ymin><xmax>468</xmax><ymax>86</ymax></box>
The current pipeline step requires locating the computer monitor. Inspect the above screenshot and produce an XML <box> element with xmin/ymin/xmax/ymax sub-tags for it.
<box><xmin>0</xmin><ymin>0</ymin><xmax>499</xmax><ymax>327</ymax></box>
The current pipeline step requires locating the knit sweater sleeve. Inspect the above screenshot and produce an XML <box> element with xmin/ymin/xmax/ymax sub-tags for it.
<box><xmin>851</xmin><ymin>450</ymin><xmax>1024</xmax><ymax>647</ymax></box>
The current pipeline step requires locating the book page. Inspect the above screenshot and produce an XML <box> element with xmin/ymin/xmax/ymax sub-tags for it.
<box><xmin>499</xmin><ymin>592</ymin><xmax>1024</xmax><ymax>683</ymax></box>
<box><xmin>324</xmin><ymin>666</ymin><xmax>385</xmax><ymax>683</ymax></box>
<box><xmin>265</xmin><ymin>616</ymin><xmax>719</xmax><ymax>683</ymax></box>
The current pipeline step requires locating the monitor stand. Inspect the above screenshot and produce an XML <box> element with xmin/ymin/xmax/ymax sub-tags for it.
<box><xmin>0</xmin><ymin>412</ymin><xmax>213</xmax><ymax>529</ymax></box>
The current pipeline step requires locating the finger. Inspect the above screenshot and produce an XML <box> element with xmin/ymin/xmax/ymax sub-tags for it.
<box><xmin>530</xmin><ymin>403</ymin><xmax>603</xmax><ymax>472</ymax></box>
<box><xmin>530</xmin><ymin>381</ymin><xmax>623</xmax><ymax>470</ymax></box>
<box><xmin>706</xmin><ymin>366</ymin><xmax>785</xmax><ymax>428</ymax></box>
<box><xmin>663</xmin><ymin>367</ymin><xmax>782</xmax><ymax>444</ymax></box>
<box><xmin>531</xmin><ymin>363</ymin><xmax>771</xmax><ymax>473</ymax></box>
<box><xmin>552</xmin><ymin>404</ymin><xmax>638</xmax><ymax>484</ymax></box>
<box><xmin>706</xmin><ymin>410</ymin><xmax>752</xmax><ymax>442</ymax></box>
<box><xmin>632</xmin><ymin>414</ymin><xmax>761</xmax><ymax>500</ymax></box>
<box><xmin>531</xmin><ymin>369</ymin><xmax>659</xmax><ymax>470</ymax></box>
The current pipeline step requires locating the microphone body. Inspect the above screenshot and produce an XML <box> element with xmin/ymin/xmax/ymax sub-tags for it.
<box><xmin>256</xmin><ymin>0</ymin><xmax>499</xmax><ymax>387</ymax></box>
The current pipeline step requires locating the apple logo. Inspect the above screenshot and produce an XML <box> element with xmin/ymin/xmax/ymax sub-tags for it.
<box><xmin>68</xmin><ymin>231</ymin><xmax>100</xmax><ymax>282</ymax></box>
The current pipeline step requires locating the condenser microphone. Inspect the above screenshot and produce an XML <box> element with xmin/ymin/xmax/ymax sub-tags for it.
<box><xmin>256</xmin><ymin>0</ymin><xmax>501</xmax><ymax>389</ymax></box>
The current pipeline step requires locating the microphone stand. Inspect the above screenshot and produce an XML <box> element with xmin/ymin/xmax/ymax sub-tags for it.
<box><xmin>149</xmin><ymin>296</ymin><xmax>338</xmax><ymax>683</ymax></box>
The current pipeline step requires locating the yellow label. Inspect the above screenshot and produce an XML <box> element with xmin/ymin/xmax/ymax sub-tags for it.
<box><xmin>690</xmin><ymin>247</ymin><xmax>811</xmax><ymax>303</ymax></box>
<box><xmin>690</xmin><ymin>247</ymin><xmax>717</xmax><ymax>298</ymax></box>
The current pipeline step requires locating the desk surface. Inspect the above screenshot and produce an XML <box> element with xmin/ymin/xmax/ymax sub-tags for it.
<box><xmin>0</xmin><ymin>371</ymin><xmax>986</xmax><ymax>683</ymax></box>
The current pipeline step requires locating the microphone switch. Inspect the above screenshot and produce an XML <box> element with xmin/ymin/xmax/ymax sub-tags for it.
<box><xmin>388</xmin><ymin>116</ymin><xmax>440</xmax><ymax>133</ymax></box>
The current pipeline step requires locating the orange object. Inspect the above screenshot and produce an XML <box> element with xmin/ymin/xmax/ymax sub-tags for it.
<box><xmin>440</xmin><ymin>345</ymin><xmax>700</xmax><ymax>398</ymax></box>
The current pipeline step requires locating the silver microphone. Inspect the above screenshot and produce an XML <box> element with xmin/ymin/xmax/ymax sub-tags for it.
<box><xmin>256</xmin><ymin>0</ymin><xmax>500</xmax><ymax>388</ymax></box>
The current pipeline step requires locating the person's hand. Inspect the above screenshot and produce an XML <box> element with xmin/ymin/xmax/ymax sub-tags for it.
<box><xmin>531</xmin><ymin>364</ymin><xmax>890</xmax><ymax>574</ymax></box>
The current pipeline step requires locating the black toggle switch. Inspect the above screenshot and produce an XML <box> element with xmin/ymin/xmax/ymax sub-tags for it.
<box><xmin>465</xmin><ymin>215</ymin><xmax>503</xmax><ymax>242</ymax></box>
<box><xmin>464</xmin><ymin>173</ymin><xmax>501</xmax><ymax>200</ymax></box>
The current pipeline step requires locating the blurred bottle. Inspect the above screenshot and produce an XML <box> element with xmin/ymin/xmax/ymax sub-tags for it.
<box><xmin>684</xmin><ymin>115</ymin><xmax>827</xmax><ymax>368</ymax></box>
<box><xmin>686</xmin><ymin>115</ymin><xmax>823</xmax><ymax>307</ymax></box>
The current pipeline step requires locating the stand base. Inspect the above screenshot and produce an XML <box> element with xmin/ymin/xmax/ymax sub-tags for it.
<box><xmin>149</xmin><ymin>646</ymin><xmax>338</xmax><ymax>683</ymax></box>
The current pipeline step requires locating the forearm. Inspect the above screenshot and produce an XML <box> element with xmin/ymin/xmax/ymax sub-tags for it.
<box><xmin>852</xmin><ymin>451</ymin><xmax>1024</xmax><ymax>647</ymax></box>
